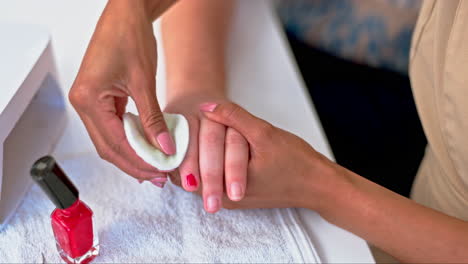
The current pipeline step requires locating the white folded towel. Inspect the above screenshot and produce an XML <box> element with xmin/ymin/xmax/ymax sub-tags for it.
<box><xmin>0</xmin><ymin>154</ymin><xmax>320</xmax><ymax>263</ymax></box>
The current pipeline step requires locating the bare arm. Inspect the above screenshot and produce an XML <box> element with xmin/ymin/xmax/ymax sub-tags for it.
<box><xmin>162</xmin><ymin>0</ymin><xmax>234</xmax><ymax>100</ymax></box>
<box><xmin>69</xmin><ymin>0</ymin><xmax>179</xmax><ymax>182</ymax></box>
<box><xmin>196</xmin><ymin>101</ymin><xmax>468</xmax><ymax>263</ymax></box>
<box><xmin>161</xmin><ymin>2</ymin><xmax>468</xmax><ymax>261</ymax></box>
<box><xmin>317</xmin><ymin>166</ymin><xmax>468</xmax><ymax>262</ymax></box>
<box><xmin>161</xmin><ymin>1</ymin><xmax>249</xmax><ymax>213</ymax></box>
<box><xmin>145</xmin><ymin>0</ymin><xmax>176</xmax><ymax>21</ymax></box>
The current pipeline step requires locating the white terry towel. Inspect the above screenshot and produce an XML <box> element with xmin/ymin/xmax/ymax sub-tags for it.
<box><xmin>0</xmin><ymin>154</ymin><xmax>320</xmax><ymax>263</ymax></box>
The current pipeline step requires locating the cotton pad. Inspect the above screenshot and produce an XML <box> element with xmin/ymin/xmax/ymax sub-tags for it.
<box><xmin>123</xmin><ymin>112</ymin><xmax>189</xmax><ymax>171</ymax></box>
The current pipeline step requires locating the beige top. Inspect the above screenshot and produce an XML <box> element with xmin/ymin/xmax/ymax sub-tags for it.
<box><xmin>410</xmin><ymin>0</ymin><xmax>468</xmax><ymax>220</ymax></box>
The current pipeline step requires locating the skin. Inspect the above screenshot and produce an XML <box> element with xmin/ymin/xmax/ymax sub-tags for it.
<box><xmin>69</xmin><ymin>0</ymin><xmax>246</xmax><ymax>212</ymax></box>
<box><xmin>186</xmin><ymin>101</ymin><xmax>468</xmax><ymax>263</ymax></box>
<box><xmin>162</xmin><ymin>0</ymin><xmax>246</xmax><ymax>212</ymax></box>
<box><xmin>70</xmin><ymin>0</ymin><xmax>468</xmax><ymax>262</ymax></box>
<box><xmin>69</xmin><ymin>0</ymin><xmax>175</xmax><ymax>181</ymax></box>
<box><xmin>163</xmin><ymin>2</ymin><xmax>468</xmax><ymax>262</ymax></box>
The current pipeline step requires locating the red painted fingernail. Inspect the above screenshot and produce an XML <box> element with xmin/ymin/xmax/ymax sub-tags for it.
<box><xmin>186</xmin><ymin>174</ymin><xmax>197</xmax><ymax>187</ymax></box>
<box><xmin>200</xmin><ymin>103</ymin><xmax>218</xmax><ymax>112</ymax></box>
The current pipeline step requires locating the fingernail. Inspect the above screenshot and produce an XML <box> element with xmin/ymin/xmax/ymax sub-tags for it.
<box><xmin>200</xmin><ymin>103</ymin><xmax>218</xmax><ymax>112</ymax></box>
<box><xmin>185</xmin><ymin>174</ymin><xmax>197</xmax><ymax>187</ymax></box>
<box><xmin>156</xmin><ymin>131</ymin><xmax>176</xmax><ymax>155</ymax></box>
<box><xmin>151</xmin><ymin>177</ymin><xmax>167</xmax><ymax>183</ymax></box>
<box><xmin>206</xmin><ymin>195</ymin><xmax>220</xmax><ymax>212</ymax></box>
<box><xmin>152</xmin><ymin>182</ymin><xmax>165</xmax><ymax>188</ymax></box>
<box><xmin>230</xmin><ymin>182</ymin><xmax>243</xmax><ymax>201</ymax></box>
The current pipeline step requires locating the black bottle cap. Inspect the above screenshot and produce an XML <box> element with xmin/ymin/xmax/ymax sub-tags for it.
<box><xmin>30</xmin><ymin>156</ymin><xmax>79</xmax><ymax>210</ymax></box>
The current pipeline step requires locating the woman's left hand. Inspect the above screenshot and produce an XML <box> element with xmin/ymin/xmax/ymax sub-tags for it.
<box><xmin>164</xmin><ymin>92</ymin><xmax>250</xmax><ymax>213</ymax></box>
<box><xmin>170</xmin><ymin>101</ymin><xmax>345</xmax><ymax>211</ymax></box>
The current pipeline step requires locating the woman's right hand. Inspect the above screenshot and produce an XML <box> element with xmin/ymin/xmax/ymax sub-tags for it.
<box><xmin>69</xmin><ymin>0</ymin><xmax>175</xmax><ymax>182</ymax></box>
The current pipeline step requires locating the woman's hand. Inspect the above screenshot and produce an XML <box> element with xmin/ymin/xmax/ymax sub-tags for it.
<box><xmin>69</xmin><ymin>1</ymin><xmax>176</xmax><ymax>182</ymax></box>
<box><xmin>195</xmin><ymin>103</ymin><xmax>468</xmax><ymax>263</ymax></box>
<box><xmin>161</xmin><ymin>0</ymin><xmax>237</xmax><ymax>212</ymax></box>
<box><xmin>190</xmin><ymin>101</ymin><xmax>345</xmax><ymax>211</ymax></box>
<box><xmin>165</xmin><ymin>92</ymin><xmax>249</xmax><ymax>213</ymax></box>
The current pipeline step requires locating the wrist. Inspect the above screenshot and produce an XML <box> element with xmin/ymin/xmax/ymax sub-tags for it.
<box><xmin>143</xmin><ymin>0</ymin><xmax>177</xmax><ymax>21</ymax></box>
<box><xmin>166</xmin><ymin>79</ymin><xmax>227</xmax><ymax>104</ymax></box>
<box><xmin>103</xmin><ymin>0</ymin><xmax>152</xmax><ymax>25</ymax></box>
<box><xmin>105</xmin><ymin>0</ymin><xmax>174</xmax><ymax>23</ymax></box>
<box><xmin>299</xmin><ymin>154</ymin><xmax>355</xmax><ymax>213</ymax></box>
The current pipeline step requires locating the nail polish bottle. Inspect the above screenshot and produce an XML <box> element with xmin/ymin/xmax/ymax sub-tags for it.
<box><xmin>30</xmin><ymin>156</ymin><xmax>99</xmax><ymax>264</ymax></box>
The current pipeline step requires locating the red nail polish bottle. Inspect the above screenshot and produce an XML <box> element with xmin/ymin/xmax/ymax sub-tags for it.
<box><xmin>31</xmin><ymin>156</ymin><xmax>99</xmax><ymax>264</ymax></box>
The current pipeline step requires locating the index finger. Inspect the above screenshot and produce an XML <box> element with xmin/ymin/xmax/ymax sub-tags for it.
<box><xmin>81</xmin><ymin>111</ymin><xmax>167</xmax><ymax>181</ymax></box>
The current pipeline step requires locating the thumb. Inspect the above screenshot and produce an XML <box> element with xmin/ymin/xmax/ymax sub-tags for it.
<box><xmin>200</xmin><ymin>102</ymin><xmax>271</xmax><ymax>142</ymax></box>
<box><xmin>131</xmin><ymin>78</ymin><xmax>176</xmax><ymax>156</ymax></box>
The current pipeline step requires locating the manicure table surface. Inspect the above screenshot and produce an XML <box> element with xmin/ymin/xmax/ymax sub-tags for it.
<box><xmin>0</xmin><ymin>0</ymin><xmax>374</xmax><ymax>262</ymax></box>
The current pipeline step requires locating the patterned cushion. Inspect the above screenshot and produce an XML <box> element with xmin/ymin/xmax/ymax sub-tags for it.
<box><xmin>276</xmin><ymin>0</ymin><xmax>421</xmax><ymax>74</ymax></box>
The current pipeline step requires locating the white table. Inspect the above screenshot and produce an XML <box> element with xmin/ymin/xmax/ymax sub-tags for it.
<box><xmin>0</xmin><ymin>0</ymin><xmax>374</xmax><ymax>262</ymax></box>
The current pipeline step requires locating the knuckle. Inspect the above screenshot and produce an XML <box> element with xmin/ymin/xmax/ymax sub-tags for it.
<box><xmin>201</xmin><ymin>171</ymin><xmax>220</xmax><ymax>182</ymax></box>
<box><xmin>96</xmin><ymin>148</ymin><xmax>111</xmax><ymax>161</ymax></box>
<box><xmin>225</xmin><ymin>132</ymin><xmax>247</xmax><ymax>146</ymax></box>
<box><xmin>97</xmin><ymin>141</ymin><xmax>123</xmax><ymax>161</ymax></box>
<box><xmin>141</xmin><ymin>112</ymin><xmax>165</xmax><ymax>130</ymax></box>
<box><xmin>201</xmin><ymin>182</ymin><xmax>223</xmax><ymax>195</ymax></box>
<box><xmin>222</xmin><ymin>103</ymin><xmax>242</xmax><ymax>122</ymax></box>
<box><xmin>251</xmin><ymin>122</ymin><xmax>276</xmax><ymax>141</ymax></box>
<box><xmin>69</xmin><ymin>84</ymin><xmax>94</xmax><ymax>111</ymax></box>
<box><xmin>225</xmin><ymin>162</ymin><xmax>246</xmax><ymax>175</ymax></box>
<box><xmin>201</xmin><ymin>131</ymin><xmax>224</xmax><ymax>145</ymax></box>
<box><xmin>260</xmin><ymin>122</ymin><xmax>275</xmax><ymax>135</ymax></box>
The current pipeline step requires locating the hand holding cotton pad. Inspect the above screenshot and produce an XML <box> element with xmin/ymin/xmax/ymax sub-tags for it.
<box><xmin>123</xmin><ymin>113</ymin><xmax>189</xmax><ymax>171</ymax></box>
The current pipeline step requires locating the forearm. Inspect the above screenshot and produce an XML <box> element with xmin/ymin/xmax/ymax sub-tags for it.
<box><xmin>104</xmin><ymin>0</ymin><xmax>176</xmax><ymax>23</ymax></box>
<box><xmin>145</xmin><ymin>0</ymin><xmax>177</xmax><ymax>21</ymax></box>
<box><xmin>162</xmin><ymin>0</ymin><xmax>234</xmax><ymax>101</ymax></box>
<box><xmin>314</xmin><ymin>165</ymin><xmax>468</xmax><ymax>262</ymax></box>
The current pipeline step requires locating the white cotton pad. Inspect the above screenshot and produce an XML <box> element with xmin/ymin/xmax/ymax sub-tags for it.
<box><xmin>123</xmin><ymin>112</ymin><xmax>189</xmax><ymax>171</ymax></box>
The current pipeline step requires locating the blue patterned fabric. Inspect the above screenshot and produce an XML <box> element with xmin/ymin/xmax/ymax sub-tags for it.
<box><xmin>276</xmin><ymin>0</ymin><xmax>421</xmax><ymax>74</ymax></box>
